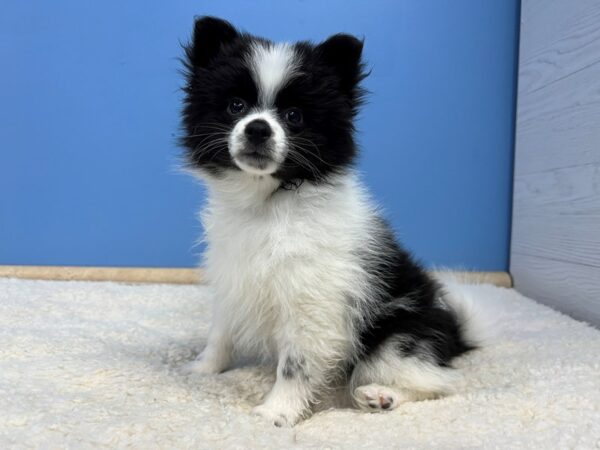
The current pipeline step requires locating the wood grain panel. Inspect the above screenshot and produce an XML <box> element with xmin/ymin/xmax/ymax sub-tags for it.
<box><xmin>511</xmin><ymin>253</ymin><xmax>600</xmax><ymax>325</ymax></box>
<box><xmin>519</xmin><ymin>0</ymin><xmax>600</xmax><ymax>94</ymax></box>
<box><xmin>513</xmin><ymin>163</ymin><xmax>600</xmax><ymax>213</ymax></box>
<box><xmin>515</xmin><ymin>62</ymin><xmax>600</xmax><ymax>175</ymax></box>
<box><xmin>512</xmin><ymin>215</ymin><xmax>600</xmax><ymax>268</ymax></box>
<box><xmin>511</xmin><ymin>0</ymin><xmax>600</xmax><ymax>325</ymax></box>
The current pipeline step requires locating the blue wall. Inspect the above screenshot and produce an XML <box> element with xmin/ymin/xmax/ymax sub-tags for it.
<box><xmin>0</xmin><ymin>1</ymin><xmax>519</xmax><ymax>270</ymax></box>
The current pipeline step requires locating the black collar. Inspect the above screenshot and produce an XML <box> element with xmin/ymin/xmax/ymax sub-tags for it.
<box><xmin>278</xmin><ymin>179</ymin><xmax>305</xmax><ymax>192</ymax></box>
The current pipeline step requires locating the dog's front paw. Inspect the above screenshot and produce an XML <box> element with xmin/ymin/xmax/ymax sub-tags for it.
<box><xmin>252</xmin><ymin>404</ymin><xmax>302</xmax><ymax>427</ymax></box>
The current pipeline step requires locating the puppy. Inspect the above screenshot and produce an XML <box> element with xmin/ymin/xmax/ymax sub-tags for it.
<box><xmin>180</xmin><ymin>17</ymin><xmax>485</xmax><ymax>427</ymax></box>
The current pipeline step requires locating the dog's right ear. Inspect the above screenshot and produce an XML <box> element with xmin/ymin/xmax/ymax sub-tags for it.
<box><xmin>186</xmin><ymin>16</ymin><xmax>239</xmax><ymax>68</ymax></box>
<box><xmin>316</xmin><ymin>34</ymin><xmax>365</xmax><ymax>93</ymax></box>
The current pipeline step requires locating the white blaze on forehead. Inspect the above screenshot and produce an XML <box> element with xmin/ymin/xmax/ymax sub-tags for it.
<box><xmin>248</xmin><ymin>42</ymin><xmax>299</xmax><ymax>106</ymax></box>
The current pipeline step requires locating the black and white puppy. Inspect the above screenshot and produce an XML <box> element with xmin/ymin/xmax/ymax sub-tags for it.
<box><xmin>180</xmin><ymin>17</ymin><xmax>486</xmax><ymax>427</ymax></box>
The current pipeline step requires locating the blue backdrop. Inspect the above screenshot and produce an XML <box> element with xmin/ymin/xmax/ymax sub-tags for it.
<box><xmin>0</xmin><ymin>1</ymin><xmax>519</xmax><ymax>270</ymax></box>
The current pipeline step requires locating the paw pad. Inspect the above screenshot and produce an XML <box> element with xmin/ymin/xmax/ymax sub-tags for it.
<box><xmin>354</xmin><ymin>384</ymin><xmax>401</xmax><ymax>412</ymax></box>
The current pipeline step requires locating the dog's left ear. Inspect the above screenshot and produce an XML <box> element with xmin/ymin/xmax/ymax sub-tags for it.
<box><xmin>316</xmin><ymin>34</ymin><xmax>365</xmax><ymax>91</ymax></box>
<box><xmin>187</xmin><ymin>16</ymin><xmax>239</xmax><ymax>68</ymax></box>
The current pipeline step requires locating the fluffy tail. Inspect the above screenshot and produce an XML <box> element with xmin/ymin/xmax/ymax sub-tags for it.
<box><xmin>433</xmin><ymin>271</ymin><xmax>499</xmax><ymax>348</ymax></box>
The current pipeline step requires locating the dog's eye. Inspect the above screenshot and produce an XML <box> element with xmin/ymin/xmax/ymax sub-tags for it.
<box><xmin>228</xmin><ymin>98</ymin><xmax>247</xmax><ymax>115</ymax></box>
<box><xmin>285</xmin><ymin>108</ymin><xmax>303</xmax><ymax>125</ymax></box>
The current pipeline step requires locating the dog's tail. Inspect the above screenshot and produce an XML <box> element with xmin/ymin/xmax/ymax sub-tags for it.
<box><xmin>433</xmin><ymin>271</ymin><xmax>499</xmax><ymax>348</ymax></box>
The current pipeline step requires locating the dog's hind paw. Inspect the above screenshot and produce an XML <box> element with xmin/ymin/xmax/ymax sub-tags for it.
<box><xmin>353</xmin><ymin>384</ymin><xmax>405</xmax><ymax>412</ymax></box>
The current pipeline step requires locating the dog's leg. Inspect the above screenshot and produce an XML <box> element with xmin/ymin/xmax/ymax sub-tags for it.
<box><xmin>183</xmin><ymin>320</ymin><xmax>233</xmax><ymax>375</ymax></box>
<box><xmin>349</xmin><ymin>338</ymin><xmax>458</xmax><ymax>412</ymax></box>
<box><xmin>252</xmin><ymin>346</ymin><xmax>319</xmax><ymax>427</ymax></box>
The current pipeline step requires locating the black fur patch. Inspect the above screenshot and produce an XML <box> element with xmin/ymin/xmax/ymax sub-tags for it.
<box><xmin>355</xmin><ymin>218</ymin><xmax>474</xmax><ymax>366</ymax></box>
<box><xmin>181</xmin><ymin>26</ymin><xmax>259</xmax><ymax>173</ymax></box>
<box><xmin>281</xmin><ymin>355</ymin><xmax>309</xmax><ymax>381</ymax></box>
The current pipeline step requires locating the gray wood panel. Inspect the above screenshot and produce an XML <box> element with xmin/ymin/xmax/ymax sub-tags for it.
<box><xmin>516</xmin><ymin>61</ymin><xmax>600</xmax><ymax>175</ymax></box>
<box><xmin>519</xmin><ymin>0</ymin><xmax>600</xmax><ymax>95</ymax></box>
<box><xmin>511</xmin><ymin>0</ymin><xmax>600</xmax><ymax>326</ymax></box>
<box><xmin>511</xmin><ymin>254</ymin><xmax>600</xmax><ymax>325</ymax></box>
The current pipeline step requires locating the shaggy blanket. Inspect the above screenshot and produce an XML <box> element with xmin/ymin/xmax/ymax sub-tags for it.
<box><xmin>0</xmin><ymin>278</ymin><xmax>598</xmax><ymax>449</ymax></box>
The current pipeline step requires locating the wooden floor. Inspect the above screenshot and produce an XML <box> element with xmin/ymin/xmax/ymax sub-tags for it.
<box><xmin>0</xmin><ymin>265</ymin><xmax>512</xmax><ymax>288</ymax></box>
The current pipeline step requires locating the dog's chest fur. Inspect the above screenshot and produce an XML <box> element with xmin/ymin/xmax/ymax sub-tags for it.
<box><xmin>201</xmin><ymin>171</ymin><xmax>374</xmax><ymax>357</ymax></box>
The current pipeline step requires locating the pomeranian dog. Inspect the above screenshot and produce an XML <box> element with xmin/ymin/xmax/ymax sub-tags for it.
<box><xmin>180</xmin><ymin>17</ymin><xmax>486</xmax><ymax>427</ymax></box>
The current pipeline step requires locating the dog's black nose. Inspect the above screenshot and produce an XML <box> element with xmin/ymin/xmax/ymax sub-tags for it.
<box><xmin>244</xmin><ymin>119</ymin><xmax>272</xmax><ymax>145</ymax></box>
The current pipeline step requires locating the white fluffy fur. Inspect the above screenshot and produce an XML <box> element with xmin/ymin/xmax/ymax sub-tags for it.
<box><xmin>185</xmin><ymin>169</ymin><xmax>482</xmax><ymax>425</ymax></box>
<box><xmin>188</xmin><ymin>170</ymin><xmax>378</xmax><ymax>425</ymax></box>
<box><xmin>247</xmin><ymin>42</ymin><xmax>299</xmax><ymax>106</ymax></box>
<box><xmin>434</xmin><ymin>271</ymin><xmax>499</xmax><ymax>347</ymax></box>
<box><xmin>350</xmin><ymin>344</ymin><xmax>460</xmax><ymax>408</ymax></box>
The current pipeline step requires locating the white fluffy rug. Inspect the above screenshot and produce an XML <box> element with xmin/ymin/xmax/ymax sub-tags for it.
<box><xmin>1</xmin><ymin>278</ymin><xmax>599</xmax><ymax>449</ymax></box>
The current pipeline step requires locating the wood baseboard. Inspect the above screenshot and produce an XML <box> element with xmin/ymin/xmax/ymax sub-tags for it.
<box><xmin>0</xmin><ymin>265</ymin><xmax>512</xmax><ymax>288</ymax></box>
<box><xmin>0</xmin><ymin>266</ymin><xmax>200</xmax><ymax>284</ymax></box>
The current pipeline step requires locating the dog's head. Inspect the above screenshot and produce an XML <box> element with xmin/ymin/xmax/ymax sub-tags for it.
<box><xmin>181</xmin><ymin>17</ymin><xmax>366</xmax><ymax>182</ymax></box>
